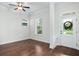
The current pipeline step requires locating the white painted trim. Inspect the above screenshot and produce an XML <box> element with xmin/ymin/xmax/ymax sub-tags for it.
<box><xmin>0</xmin><ymin>38</ymin><xmax>29</xmax><ymax>45</ymax></box>
<box><xmin>31</xmin><ymin>38</ymin><xmax>49</xmax><ymax>43</ymax></box>
<box><xmin>49</xmin><ymin>44</ymin><xmax>57</xmax><ymax>49</ymax></box>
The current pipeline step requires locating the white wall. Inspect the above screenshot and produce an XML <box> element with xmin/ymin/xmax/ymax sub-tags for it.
<box><xmin>55</xmin><ymin>2</ymin><xmax>79</xmax><ymax>47</ymax></box>
<box><xmin>0</xmin><ymin>2</ymin><xmax>50</xmax><ymax>45</ymax></box>
<box><xmin>1</xmin><ymin>2</ymin><xmax>79</xmax><ymax>50</ymax></box>
<box><xmin>0</xmin><ymin>6</ymin><xmax>30</xmax><ymax>45</ymax></box>
<box><xmin>50</xmin><ymin>2</ymin><xmax>79</xmax><ymax>49</ymax></box>
<box><xmin>30</xmin><ymin>3</ymin><xmax>50</xmax><ymax>43</ymax></box>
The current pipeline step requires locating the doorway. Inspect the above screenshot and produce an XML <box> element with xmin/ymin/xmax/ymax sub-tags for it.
<box><xmin>60</xmin><ymin>12</ymin><xmax>77</xmax><ymax>49</ymax></box>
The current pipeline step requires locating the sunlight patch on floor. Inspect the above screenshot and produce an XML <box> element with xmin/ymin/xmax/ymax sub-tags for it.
<box><xmin>35</xmin><ymin>45</ymin><xmax>43</xmax><ymax>55</ymax></box>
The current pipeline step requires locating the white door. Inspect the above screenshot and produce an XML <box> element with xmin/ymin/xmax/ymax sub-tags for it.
<box><xmin>76</xmin><ymin>12</ymin><xmax>79</xmax><ymax>50</ymax></box>
<box><xmin>60</xmin><ymin>12</ymin><xmax>77</xmax><ymax>49</ymax></box>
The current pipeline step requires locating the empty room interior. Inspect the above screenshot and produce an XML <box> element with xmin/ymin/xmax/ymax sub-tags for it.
<box><xmin>0</xmin><ymin>2</ymin><xmax>79</xmax><ymax>56</ymax></box>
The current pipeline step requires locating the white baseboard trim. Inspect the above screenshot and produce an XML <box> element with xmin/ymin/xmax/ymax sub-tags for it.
<box><xmin>31</xmin><ymin>38</ymin><xmax>50</xmax><ymax>43</ymax></box>
<box><xmin>49</xmin><ymin>44</ymin><xmax>57</xmax><ymax>49</ymax></box>
<box><xmin>0</xmin><ymin>38</ymin><xmax>29</xmax><ymax>45</ymax></box>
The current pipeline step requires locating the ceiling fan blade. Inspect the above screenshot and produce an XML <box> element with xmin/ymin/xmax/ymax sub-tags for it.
<box><xmin>22</xmin><ymin>9</ymin><xmax>26</xmax><ymax>12</ymax></box>
<box><xmin>8</xmin><ymin>4</ymin><xmax>16</xmax><ymax>6</ymax></box>
<box><xmin>23</xmin><ymin>6</ymin><xmax>30</xmax><ymax>9</ymax></box>
<box><xmin>14</xmin><ymin>8</ymin><xmax>18</xmax><ymax>10</ymax></box>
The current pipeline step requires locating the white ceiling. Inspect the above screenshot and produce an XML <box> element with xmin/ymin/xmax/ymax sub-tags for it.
<box><xmin>0</xmin><ymin>2</ymin><xmax>49</xmax><ymax>12</ymax></box>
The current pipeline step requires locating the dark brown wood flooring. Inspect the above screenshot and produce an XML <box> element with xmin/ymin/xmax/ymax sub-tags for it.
<box><xmin>0</xmin><ymin>39</ymin><xmax>79</xmax><ymax>56</ymax></box>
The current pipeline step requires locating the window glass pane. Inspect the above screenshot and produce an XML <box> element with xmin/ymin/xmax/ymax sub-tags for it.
<box><xmin>35</xmin><ymin>18</ymin><xmax>42</xmax><ymax>34</ymax></box>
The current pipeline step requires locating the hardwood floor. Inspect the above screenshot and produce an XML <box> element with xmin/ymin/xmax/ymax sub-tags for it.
<box><xmin>51</xmin><ymin>46</ymin><xmax>79</xmax><ymax>56</ymax></box>
<box><xmin>0</xmin><ymin>39</ymin><xmax>79</xmax><ymax>56</ymax></box>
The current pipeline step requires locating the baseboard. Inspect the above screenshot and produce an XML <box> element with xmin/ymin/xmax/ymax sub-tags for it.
<box><xmin>0</xmin><ymin>38</ymin><xmax>30</xmax><ymax>45</ymax></box>
<box><xmin>30</xmin><ymin>38</ymin><xmax>50</xmax><ymax>44</ymax></box>
<box><xmin>57</xmin><ymin>45</ymin><xmax>79</xmax><ymax>50</ymax></box>
<box><xmin>49</xmin><ymin>44</ymin><xmax>57</xmax><ymax>49</ymax></box>
<box><xmin>0</xmin><ymin>38</ymin><xmax>49</xmax><ymax>45</ymax></box>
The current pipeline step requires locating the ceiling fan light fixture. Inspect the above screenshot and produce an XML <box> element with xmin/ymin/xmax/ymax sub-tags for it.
<box><xmin>9</xmin><ymin>2</ymin><xmax>30</xmax><ymax>12</ymax></box>
<box><xmin>17</xmin><ymin>6</ymin><xmax>22</xmax><ymax>10</ymax></box>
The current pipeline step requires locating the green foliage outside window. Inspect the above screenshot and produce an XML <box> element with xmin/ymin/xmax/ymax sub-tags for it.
<box><xmin>63</xmin><ymin>21</ymin><xmax>73</xmax><ymax>35</ymax></box>
<box><xmin>37</xmin><ymin>19</ymin><xmax>42</xmax><ymax>34</ymax></box>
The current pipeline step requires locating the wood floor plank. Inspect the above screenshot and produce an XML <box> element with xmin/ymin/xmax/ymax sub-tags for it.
<box><xmin>0</xmin><ymin>39</ymin><xmax>79</xmax><ymax>56</ymax></box>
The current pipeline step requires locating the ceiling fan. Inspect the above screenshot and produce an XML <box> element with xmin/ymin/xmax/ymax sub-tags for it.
<box><xmin>8</xmin><ymin>2</ymin><xmax>30</xmax><ymax>12</ymax></box>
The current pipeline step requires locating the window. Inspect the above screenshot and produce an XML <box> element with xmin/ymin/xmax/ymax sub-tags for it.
<box><xmin>35</xmin><ymin>18</ymin><xmax>42</xmax><ymax>34</ymax></box>
<box><xmin>22</xmin><ymin>19</ymin><xmax>28</xmax><ymax>26</ymax></box>
<box><xmin>64</xmin><ymin>21</ymin><xmax>73</xmax><ymax>35</ymax></box>
<box><xmin>62</xmin><ymin>12</ymin><xmax>76</xmax><ymax>35</ymax></box>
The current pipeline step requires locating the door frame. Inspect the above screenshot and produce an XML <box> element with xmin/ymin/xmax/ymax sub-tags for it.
<box><xmin>59</xmin><ymin>11</ymin><xmax>77</xmax><ymax>49</ymax></box>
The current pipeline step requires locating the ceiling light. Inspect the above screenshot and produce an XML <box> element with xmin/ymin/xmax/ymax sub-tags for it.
<box><xmin>17</xmin><ymin>6</ymin><xmax>22</xmax><ymax>10</ymax></box>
